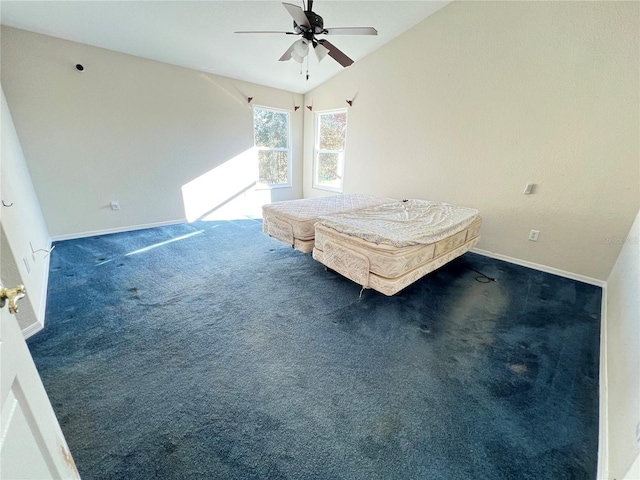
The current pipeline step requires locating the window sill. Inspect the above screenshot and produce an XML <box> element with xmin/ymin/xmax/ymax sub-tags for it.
<box><xmin>312</xmin><ymin>184</ymin><xmax>343</xmax><ymax>193</ymax></box>
<box><xmin>255</xmin><ymin>184</ymin><xmax>292</xmax><ymax>191</ymax></box>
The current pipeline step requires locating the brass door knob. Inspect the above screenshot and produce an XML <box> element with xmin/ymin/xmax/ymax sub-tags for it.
<box><xmin>0</xmin><ymin>285</ymin><xmax>26</xmax><ymax>314</ymax></box>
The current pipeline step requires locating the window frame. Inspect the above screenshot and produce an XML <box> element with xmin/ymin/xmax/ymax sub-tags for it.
<box><xmin>253</xmin><ymin>105</ymin><xmax>292</xmax><ymax>189</ymax></box>
<box><xmin>313</xmin><ymin>108</ymin><xmax>348</xmax><ymax>193</ymax></box>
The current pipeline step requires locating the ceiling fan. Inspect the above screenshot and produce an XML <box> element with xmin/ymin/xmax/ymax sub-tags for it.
<box><xmin>235</xmin><ymin>0</ymin><xmax>377</xmax><ymax>72</ymax></box>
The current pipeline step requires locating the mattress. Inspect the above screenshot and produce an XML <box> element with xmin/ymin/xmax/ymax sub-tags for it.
<box><xmin>318</xmin><ymin>199</ymin><xmax>479</xmax><ymax>247</ymax></box>
<box><xmin>312</xmin><ymin>200</ymin><xmax>482</xmax><ymax>295</ymax></box>
<box><xmin>262</xmin><ymin>193</ymin><xmax>394</xmax><ymax>253</ymax></box>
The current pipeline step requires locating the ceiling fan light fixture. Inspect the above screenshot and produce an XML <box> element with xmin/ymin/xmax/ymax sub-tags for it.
<box><xmin>314</xmin><ymin>42</ymin><xmax>330</xmax><ymax>62</ymax></box>
<box><xmin>292</xmin><ymin>38</ymin><xmax>309</xmax><ymax>57</ymax></box>
<box><xmin>291</xmin><ymin>50</ymin><xmax>305</xmax><ymax>63</ymax></box>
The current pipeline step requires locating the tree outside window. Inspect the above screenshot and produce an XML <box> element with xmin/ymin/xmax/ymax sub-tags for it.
<box><xmin>314</xmin><ymin>110</ymin><xmax>347</xmax><ymax>192</ymax></box>
<box><xmin>254</xmin><ymin>107</ymin><xmax>291</xmax><ymax>187</ymax></box>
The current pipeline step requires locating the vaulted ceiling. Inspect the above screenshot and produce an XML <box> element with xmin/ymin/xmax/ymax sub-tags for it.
<box><xmin>0</xmin><ymin>1</ymin><xmax>451</xmax><ymax>94</ymax></box>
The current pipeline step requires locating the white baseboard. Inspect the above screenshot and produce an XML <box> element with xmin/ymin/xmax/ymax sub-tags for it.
<box><xmin>22</xmin><ymin>319</ymin><xmax>44</xmax><ymax>339</ymax></box>
<box><xmin>37</xmin><ymin>237</ymin><xmax>52</xmax><ymax>327</ymax></box>
<box><xmin>51</xmin><ymin>219</ymin><xmax>186</xmax><ymax>242</ymax></box>
<box><xmin>471</xmin><ymin>248</ymin><xmax>607</xmax><ymax>288</ymax></box>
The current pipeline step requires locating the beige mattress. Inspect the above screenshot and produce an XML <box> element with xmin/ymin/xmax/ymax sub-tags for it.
<box><xmin>312</xmin><ymin>201</ymin><xmax>482</xmax><ymax>295</ymax></box>
<box><xmin>262</xmin><ymin>193</ymin><xmax>394</xmax><ymax>253</ymax></box>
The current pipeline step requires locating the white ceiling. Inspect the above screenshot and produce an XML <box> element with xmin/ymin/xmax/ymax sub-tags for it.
<box><xmin>0</xmin><ymin>1</ymin><xmax>451</xmax><ymax>94</ymax></box>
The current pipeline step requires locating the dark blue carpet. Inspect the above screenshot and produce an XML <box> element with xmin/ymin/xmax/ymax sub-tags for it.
<box><xmin>29</xmin><ymin>219</ymin><xmax>601</xmax><ymax>479</ymax></box>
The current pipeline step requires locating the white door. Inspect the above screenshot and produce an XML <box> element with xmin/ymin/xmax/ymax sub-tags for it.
<box><xmin>0</xmin><ymin>282</ymin><xmax>80</xmax><ymax>479</ymax></box>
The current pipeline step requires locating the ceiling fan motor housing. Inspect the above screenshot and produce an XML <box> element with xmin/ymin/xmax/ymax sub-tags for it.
<box><xmin>293</xmin><ymin>11</ymin><xmax>324</xmax><ymax>36</ymax></box>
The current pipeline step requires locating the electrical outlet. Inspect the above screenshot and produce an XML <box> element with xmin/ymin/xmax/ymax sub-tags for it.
<box><xmin>523</xmin><ymin>183</ymin><xmax>535</xmax><ymax>195</ymax></box>
<box><xmin>23</xmin><ymin>257</ymin><xmax>31</xmax><ymax>274</ymax></box>
<box><xmin>528</xmin><ymin>230</ymin><xmax>540</xmax><ymax>241</ymax></box>
<box><xmin>110</xmin><ymin>201</ymin><xmax>120</xmax><ymax>210</ymax></box>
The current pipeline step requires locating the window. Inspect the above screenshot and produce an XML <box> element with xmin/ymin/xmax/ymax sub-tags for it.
<box><xmin>253</xmin><ymin>106</ymin><xmax>291</xmax><ymax>187</ymax></box>
<box><xmin>313</xmin><ymin>109</ymin><xmax>348</xmax><ymax>192</ymax></box>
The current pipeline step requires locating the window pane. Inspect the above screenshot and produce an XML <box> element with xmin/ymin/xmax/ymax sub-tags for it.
<box><xmin>254</xmin><ymin>108</ymin><xmax>289</xmax><ymax>148</ymax></box>
<box><xmin>319</xmin><ymin>112</ymin><xmax>347</xmax><ymax>151</ymax></box>
<box><xmin>258</xmin><ymin>150</ymin><xmax>289</xmax><ymax>185</ymax></box>
<box><xmin>253</xmin><ymin>106</ymin><xmax>290</xmax><ymax>186</ymax></box>
<box><xmin>315</xmin><ymin>152</ymin><xmax>342</xmax><ymax>188</ymax></box>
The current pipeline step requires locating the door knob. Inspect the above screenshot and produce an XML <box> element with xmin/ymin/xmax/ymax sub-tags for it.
<box><xmin>0</xmin><ymin>285</ymin><xmax>26</xmax><ymax>314</ymax></box>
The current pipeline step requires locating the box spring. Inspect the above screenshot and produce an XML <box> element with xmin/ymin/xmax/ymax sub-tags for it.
<box><xmin>313</xmin><ymin>217</ymin><xmax>482</xmax><ymax>296</ymax></box>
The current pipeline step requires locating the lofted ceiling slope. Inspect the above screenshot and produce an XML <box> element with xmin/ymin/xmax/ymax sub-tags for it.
<box><xmin>0</xmin><ymin>1</ymin><xmax>451</xmax><ymax>94</ymax></box>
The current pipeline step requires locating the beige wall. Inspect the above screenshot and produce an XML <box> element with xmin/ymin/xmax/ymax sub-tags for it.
<box><xmin>303</xmin><ymin>1</ymin><xmax>639</xmax><ymax>281</ymax></box>
<box><xmin>1</xmin><ymin>86</ymin><xmax>51</xmax><ymax>333</ymax></box>
<box><xmin>606</xmin><ymin>209</ymin><xmax>640</xmax><ymax>479</ymax></box>
<box><xmin>1</xmin><ymin>27</ymin><xmax>304</xmax><ymax>239</ymax></box>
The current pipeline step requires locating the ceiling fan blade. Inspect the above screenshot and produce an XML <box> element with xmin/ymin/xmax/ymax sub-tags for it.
<box><xmin>282</xmin><ymin>2</ymin><xmax>310</xmax><ymax>28</ymax></box>
<box><xmin>318</xmin><ymin>40</ymin><xmax>353</xmax><ymax>67</ymax></box>
<box><xmin>323</xmin><ymin>27</ymin><xmax>378</xmax><ymax>36</ymax></box>
<box><xmin>235</xmin><ymin>30</ymin><xmax>297</xmax><ymax>34</ymax></box>
<box><xmin>278</xmin><ymin>43</ymin><xmax>297</xmax><ymax>62</ymax></box>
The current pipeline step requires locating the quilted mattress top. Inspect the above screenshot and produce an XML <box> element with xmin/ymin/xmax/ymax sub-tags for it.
<box><xmin>262</xmin><ymin>193</ymin><xmax>394</xmax><ymax>221</ymax></box>
<box><xmin>318</xmin><ymin>199</ymin><xmax>479</xmax><ymax>247</ymax></box>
